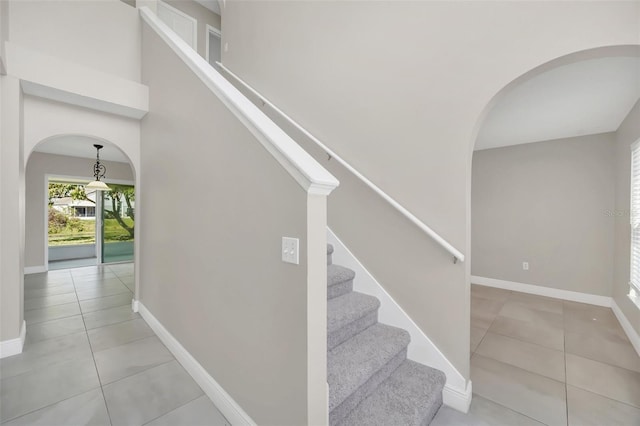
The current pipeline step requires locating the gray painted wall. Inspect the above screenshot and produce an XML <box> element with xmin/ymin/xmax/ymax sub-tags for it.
<box><xmin>8</xmin><ymin>0</ymin><xmax>141</xmax><ymax>81</ymax></box>
<box><xmin>141</xmin><ymin>24</ymin><xmax>309</xmax><ymax>424</ymax></box>
<box><xmin>220</xmin><ymin>0</ymin><xmax>639</xmax><ymax>378</ymax></box>
<box><xmin>613</xmin><ymin>100</ymin><xmax>640</xmax><ymax>337</ymax></box>
<box><xmin>472</xmin><ymin>134</ymin><xmax>616</xmax><ymax>296</ymax></box>
<box><xmin>25</xmin><ymin>152</ymin><xmax>134</xmax><ymax>268</ymax></box>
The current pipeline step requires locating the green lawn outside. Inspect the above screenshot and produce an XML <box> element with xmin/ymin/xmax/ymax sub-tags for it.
<box><xmin>48</xmin><ymin>218</ymin><xmax>134</xmax><ymax>246</ymax></box>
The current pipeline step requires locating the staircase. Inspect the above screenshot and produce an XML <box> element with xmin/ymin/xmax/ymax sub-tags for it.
<box><xmin>327</xmin><ymin>244</ymin><xmax>446</xmax><ymax>425</ymax></box>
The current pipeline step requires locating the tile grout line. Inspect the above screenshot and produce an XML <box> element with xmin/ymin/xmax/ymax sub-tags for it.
<box><xmin>472</xmin><ymin>290</ymin><xmax>568</xmax><ymax>425</ymax></box>
<box><xmin>69</xmin><ymin>271</ymin><xmax>115</xmax><ymax>426</ymax></box>
<box><xmin>472</xmin><ymin>291</ymin><xmax>511</xmax><ymax>356</ymax></box>
<box><xmin>139</xmin><ymin>392</ymin><xmax>206</xmax><ymax>425</ymax></box>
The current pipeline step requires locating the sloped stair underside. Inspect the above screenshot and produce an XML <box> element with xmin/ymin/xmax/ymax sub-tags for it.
<box><xmin>326</xmin><ymin>244</ymin><xmax>446</xmax><ymax>426</ymax></box>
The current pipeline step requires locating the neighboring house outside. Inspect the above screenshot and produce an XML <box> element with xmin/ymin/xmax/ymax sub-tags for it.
<box><xmin>50</xmin><ymin>190</ymin><xmax>134</xmax><ymax>219</ymax></box>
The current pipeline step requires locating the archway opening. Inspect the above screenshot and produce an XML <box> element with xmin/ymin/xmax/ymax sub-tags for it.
<box><xmin>468</xmin><ymin>46</ymin><xmax>640</xmax><ymax>421</ymax></box>
<box><xmin>26</xmin><ymin>135</ymin><xmax>136</xmax><ymax>271</ymax></box>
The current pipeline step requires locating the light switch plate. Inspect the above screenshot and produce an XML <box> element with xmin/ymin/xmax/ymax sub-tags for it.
<box><xmin>282</xmin><ymin>237</ymin><xmax>299</xmax><ymax>264</ymax></box>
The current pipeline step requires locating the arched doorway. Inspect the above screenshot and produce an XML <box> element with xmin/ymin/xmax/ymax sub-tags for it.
<box><xmin>26</xmin><ymin>135</ymin><xmax>137</xmax><ymax>271</ymax></box>
<box><xmin>22</xmin><ymin>134</ymin><xmax>140</xmax><ymax>330</ymax></box>
<box><xmin>466</xmin><ymin>46</ymin><xmax>640</xmax><ymax>424</ymax></box>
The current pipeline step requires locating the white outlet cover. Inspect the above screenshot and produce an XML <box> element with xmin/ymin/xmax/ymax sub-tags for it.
<box><xmin>282</xmin><ymin>237</ymin><xmax>299</xmax><ymax>265</ymax></box>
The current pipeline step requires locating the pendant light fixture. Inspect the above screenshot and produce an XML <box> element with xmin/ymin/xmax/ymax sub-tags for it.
<box><xmin>85</xmin><ymin>144</ymin><xmax>111</xmax><ymax>191</ymax></box>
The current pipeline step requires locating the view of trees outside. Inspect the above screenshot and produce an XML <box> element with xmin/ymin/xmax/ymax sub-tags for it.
<box><xmin>48</xmin><ymin>182</ymin><xmax>135</xmax><ymax>246</ymax></box>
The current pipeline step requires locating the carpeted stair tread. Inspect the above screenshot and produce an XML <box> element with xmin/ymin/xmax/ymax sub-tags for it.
<box><xmin>336</xmin><ymin>360</ymin><xmax>446</xmax><ymax>426</ymax></box>
<box><xmin>328</xmin><ymin>292</ymin><xmax>380</xmax><ymax>349</ymax></box>
<box><xmin>328</xmin><ymin>264</ymin><xmax>356</xmax><ymax>299</ymax></box>
<box><xmin>328</xmin><ymin>323</ymin><xmax>410</xmax><ymax>413</ymax></box>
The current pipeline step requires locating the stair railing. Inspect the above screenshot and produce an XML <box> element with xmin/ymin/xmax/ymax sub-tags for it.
<box><xmin>216</xmin><ymin>62</ymin><xmax>465</xmax><ymax>264</ymax></box>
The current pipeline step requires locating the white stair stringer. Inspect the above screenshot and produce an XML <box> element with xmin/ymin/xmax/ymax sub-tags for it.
<box><xmin>327</xmin><ymin>228</ymin><xmax>472</xmax><ymax>413</ymax></box>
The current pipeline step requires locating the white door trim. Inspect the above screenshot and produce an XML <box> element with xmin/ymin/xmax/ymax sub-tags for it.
<box><xmin>157</xmin><ymin>0</ymin><xmax>198</xmax><ymax>51</ymax></box>
<box><xmin>205</xmin><ymin>24</ymin><xmax>221</xmax><ymax>63</ymax></box>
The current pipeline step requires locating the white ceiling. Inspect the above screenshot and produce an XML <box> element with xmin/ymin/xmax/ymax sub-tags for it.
<box><xmin>475</xmin><ymin>56</ymin><xmax>640</xmax><ymax>151</ymax></box>
<box><xmin>33</xmin><ymin>135</ymin><xmax>130</xmax><ymax>163</ymax></box>
<box><xmin>194</xmin><ymin>0</ymin><xmax>221</xmax><ymax>16</ymax></box>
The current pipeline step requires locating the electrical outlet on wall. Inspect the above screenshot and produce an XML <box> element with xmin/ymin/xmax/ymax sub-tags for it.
<box><xmin>282</xmin><ymin>237</ymin><xmax>299</xmax><ymax>265</ymax></box>
<box><xmin>522</xmin><ymin>261</ymin><xmax>529</xmax><ymax>271</ymax></box>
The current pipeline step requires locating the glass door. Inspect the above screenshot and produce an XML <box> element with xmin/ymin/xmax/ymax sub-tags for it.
<box><xmin>101</xmin><ymin>184</ymin><xmax>135</xmax><ymax>263</ymax></box>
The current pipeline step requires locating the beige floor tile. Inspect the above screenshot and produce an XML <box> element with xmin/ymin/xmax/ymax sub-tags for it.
<box><xmin>507</xmin><ymin>292</ymin><xmax>563</xmax><ymax>314</ymax></box>
<box><xmin>87</xmin><ymin>318</ymin><xmax>155</xmax><ymax>352</ymax></box>
<box><xmin>471</xmin><ymin>297</ymin><xmax>505</xmax><ymax>330</ymax></box>
<box><xmin>475</xmin><ymin>332</ymin><xmax>565</xmax><ymax>381</ymax></box>
<box><xmin>498</xmin><ymin>301</ymin><xmax>564</xmax><ymax>329</ymax></box>
<box><xmin>565</xmin><ymin>327</ymin><xmax>640</xmax><ymax>373</ymax></box>
<box><xmin>432</xmin><ymin>394</ymin><xmax>545</xmax><ymax>426</ymax></box>
<box><xmin>489</xmin><ymin>315</ymin><xmax>564</xmax><ymax>351</ymax></box>
<box><xmin>567</xmin><ymin>385</ymin><xmax>640</xmax><ymax>426</ymax></box>
<box><xmin>470</xmin><ymin>326</ymin><xmax>487</xmax><ymax>353</ymax></box>
<box><xmin>566</xmin><ymin>353</ymin><xmax>640</xmax><ymax>408</ymax></box>
<box><xmin>471</xmin><ymin>285</ymin><xmax>512</xmax><ymax>302</ymax></box>
<box><xmin>563</xmin><ymin>301</ymin><xmax>624</xmax><ymax>336</ymax></box>
<box><xmin>471</xmin><ymin>354</ymin><xmax>566</xmax><ymax>426</ymax></box>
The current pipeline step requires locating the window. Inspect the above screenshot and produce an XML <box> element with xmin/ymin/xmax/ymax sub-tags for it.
<box><xmin>630</xmin><ymin>140</ymin><xmax>640</xmax><ymax>302</ymax></box>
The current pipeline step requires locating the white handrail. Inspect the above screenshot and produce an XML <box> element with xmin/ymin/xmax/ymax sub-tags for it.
<box><xmin>217</xmin><ymin>63</ymin><xmax>465</xmax><ymax>263</ymax></box>
<box><xmin>139</xmin><ymin>8</ymin><xmax>339</xmax><ymax>196</ymax></box>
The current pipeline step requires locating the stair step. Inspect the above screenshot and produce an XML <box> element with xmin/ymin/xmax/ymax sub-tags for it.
<box><xmin>327</xmin><ymin>244</ymin><xmax>334</xmax><ymax>265</ymax></box>
<box><xmin>328</xmin><ymin>292</ymin><xmax>380</xmax><ymax>350</ymax></box>
<box><xmin>328</xmin><ymin>264</ymin><xmax>355</xmax><ymax>299</ymax></box>
<box><xmin>328</xmin><ymin>324</ymin><xmax>410</xmax><ymax>425</ymax></box>
<box><xmin>336</xmin><ymin>360</ymin><xmax>446</xmax><ymax>426</ymax></box>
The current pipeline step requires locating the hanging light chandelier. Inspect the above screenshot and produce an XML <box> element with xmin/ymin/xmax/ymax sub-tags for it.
<box><xmin>85</xmin><ymin>144</ymin><xmax>111</xmax><ymax>191</ymax></box>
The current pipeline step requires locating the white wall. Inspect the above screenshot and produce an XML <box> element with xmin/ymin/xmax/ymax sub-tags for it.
<box><xmin>7</xmin><ymin>0</ymin><xmax>141</xmax><ymax>81</ymax></box>
<box><xmin>614</xmin><ymin>100</ymin><xmax>640</xmax><ymax>337</ymax></box>
<box><xmin>220</xmin><ymin>0</ymin><xmax>640</xmax><ymax>378</ymax></box>
<box><xmin>0</xmin><ymin>75</ymin><xmax>24</xmax><ymax>343</ymax></box>
<box><xmin>472</xmin><ymin>134</ymin><xmax>616</xmax><ymax>296</ymax></box>
<box><xmin>25</xmin><ymin>152</ymin><xmax>134</xmax><ymax>269</ymax></box>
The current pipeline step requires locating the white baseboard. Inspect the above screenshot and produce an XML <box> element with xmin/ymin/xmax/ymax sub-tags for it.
<box><xmin>24</xmin><ymin>265</ymin><xmax>47</xmax><ymax>275</ymax></box>
<box><xmin>443</xmin><ymin>381</ymin><xmax>472</xmax><ymax>413</ymax></box>
<box><xmin>328</xmin><ymin>228</ymin><xmax>472</xmax><ymax>413</ymax></box>
<box><xmin>0</xmin><ymin>320</ymin><xmax>26</xmax><ymax>359</ymax></box>
<box><xmin>131</xmin><ymin>299</ymin><xmax>139</xmax><ymax>313</ymax></box>
<box><xmin>471</xmin><ymin>276</ymin><xmax>612</xmax><ymax>307</ymax></box>
<box><xmin>138</xmin><ymin>302</ymin><xmax>256</xmax><ymax>425</ymax></box>
<box><xmin>611</xmin><ymin>299</ymin><xmax>640</xmax><ymax>357</ymax></box>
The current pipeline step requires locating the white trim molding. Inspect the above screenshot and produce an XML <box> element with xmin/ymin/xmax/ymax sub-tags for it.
<box><xmin>139</xmin><ymin>8</ymin><xmax>338</xmax><ymax>196</ymax></box>
<box><xmin>0</xmin><ymin>321</ymin><xmax>26</xmax><ymax>359</ymax></box>
<box><xmin>6</xmin><ymin>43</ymin><xmax>148</xmax><ymax>120</ymax></box>
<box><xmin>328</xmin><ymin>228</ymin><xmax>472</xmax><ymax>413</ymax></box>
<box><xmin>205</xmin><ymin>24</ymin><xmax>221</xmax><ymax>64</ymax></box>
<box><xmin>611</xmin><ymin>299</ymin><xmax>640</xmax><ymax>357</ymax></box>
<box><xmin>138</xmin><ymin>303</ymin><xmax>256</xmax><ymax>425</ymax></box>
<box><xmin>471</xmin><ymin>276</ymin><xmax>612</xmax><ymax>307</ymax></box>
<box><xmin>24</xmin><ymin>265</ymin><xmax>47</xmax><ymax>274</ymax></box>
<box><xmin>157</xmin><ymin>0</ymin><xmax>198</xmax><ymax>52</ymax></box>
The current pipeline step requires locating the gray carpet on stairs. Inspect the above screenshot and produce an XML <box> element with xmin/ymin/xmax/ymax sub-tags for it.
<box><xmin>326</xmin><ymin>244</ymin><xmax>446</xmax><ymax>426</ymax></box>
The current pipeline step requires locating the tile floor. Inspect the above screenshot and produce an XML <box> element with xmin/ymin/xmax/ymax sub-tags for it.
<box><xmin>432</xmin><ymin>284</ymin><xmax>640</xmax><ymax>426</ymax></box>
<box><xmin>0</xmin><ymin>263</ymin><xmax>229</xmax><ymax>426</ymax></box>
<box><xmin>4</xmin><ymin>270</ymin><xmax>639</xmax><ymax>426</ymax></box>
